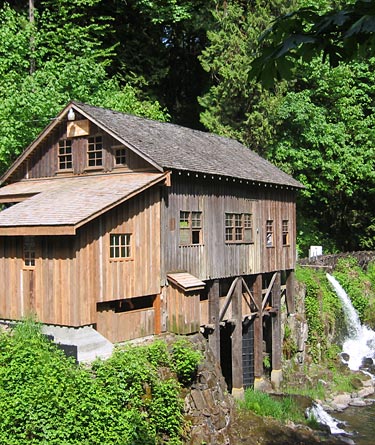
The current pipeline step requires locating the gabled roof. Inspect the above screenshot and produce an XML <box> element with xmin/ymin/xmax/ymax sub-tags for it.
<box><xmin>0</xmin><ymin>172</ymin><xmax>166</xmax><ymax>235</ymax></box>
<box><xmin>1</xmin><ymin>101</ymin><xmax>303</xmax><ymax>189</ymax></box>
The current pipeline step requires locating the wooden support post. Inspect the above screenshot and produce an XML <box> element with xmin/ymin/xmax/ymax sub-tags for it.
<box><xmin>208</xmin><ymin>279</ymin><xmax>220</xmax><ymax>361</ymax></box>
<box><xmin>271</xmin><ymin>272</ymin><xmax>282</xmax><ymax>389</ymax></box>
<box><xmin>253</xmin><ymin>274</ymin><xmax>263</xmax><ymax>381</ymax></box>
<box><xmin>153</xmin><ymin>294</ymin><xmax>161</xmax><ymax>335</ymax></box>
<box><xmin>231</xmin><ymin>277</ymin><xmax>243</xmax><ymax>397</ymax></box>
<box><xmin>285</xmin><ymin>270</ymin><xmax>296</xmax><ymax>314</ymax></box>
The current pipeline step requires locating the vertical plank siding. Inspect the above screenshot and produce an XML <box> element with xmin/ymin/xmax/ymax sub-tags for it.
<box><xmin>162</xmin><ymin>176</ymin><xmax>297</xmax><ymax>281</ymax></box>
<box><xmin>166</xmin><ymin>282</ymin><xmax>200</xmax><ymax>334</ymax></box>
<box><xmin>15</xmin><ymin>118</ymin><xmax>156</xmax><ymax>181</ymax></box>
<box><xmin>0</xmin><ymin>186</ymin><xmax>161</xmax><ymax>330</ymax></box>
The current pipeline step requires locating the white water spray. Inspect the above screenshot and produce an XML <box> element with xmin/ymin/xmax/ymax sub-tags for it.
<box><xmin>306</xmin><ymin>403</ymin><xmax>347</xmax><ymax>435</ymax></box>
<box><xmin>327</xmin><ymin>273</ymin><xmax>375</xmax><ymax>371</ymax></box>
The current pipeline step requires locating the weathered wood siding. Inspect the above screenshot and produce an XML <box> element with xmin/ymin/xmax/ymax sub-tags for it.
<box><xmin>11</xmin><ymin>117</ymin><xmax>156</xmax><ymax>182</ymax></box>
<box><xmin>96</xmin><ymin>307</ymin><xmax>155</xmax><ymax>343</ymax></box>
<box><xmin>95</xmin><ymin>186</ymin><xmax>161</xmax><ymax>304</ymax></box>
<box><xmin>166</xmin><ymin>283</ymin><xmax>200</xmax><ymax>334</ymax></box>
<box><xmin>162</xmin><ymin>176</ymin><xmax>296</xmax><ymax>280</ymax></box>
<box><xmin>0</xmin><ymin>186</ymin><xmax>161</xmax><ymax>328</ymax></box>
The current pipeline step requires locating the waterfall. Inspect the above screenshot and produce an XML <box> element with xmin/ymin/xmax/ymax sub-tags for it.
<box><xmin>327</xmin><ymin>273</ymin><xmax>375</xmax><ymax>371</ymax></box>
<box><xmin>306</xmin><ymin>402</ymin><xmax>347</xmax><ymax>435</ymax></box>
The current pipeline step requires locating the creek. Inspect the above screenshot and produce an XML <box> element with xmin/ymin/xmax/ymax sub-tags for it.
<box><xmin>326</xmin><ymin>274</ymin><xmax>375</xmax><ymax>444</ymax></box>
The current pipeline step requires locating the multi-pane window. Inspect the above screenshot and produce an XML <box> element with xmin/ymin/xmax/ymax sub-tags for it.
<box><xmin>114</xmin><ymin>146</ymin><xmax>126</xmax><ymax>166</ymax></box>
<box><xmin>110</xmin><ymin>234</ymin><xmax>131</xmax><ymax>259</ymax></box>
<box><xmin>282</xmin><ymin>220</ymin><xmax>289</xmax><ymax>246</ymax></box>
<box><xmin>58</xmin><ymin>139</ymin><xmax>72</xmax><ymax>170</ymax></box>
<box><xmin>87</xmin><ymin>135</ymin><xmax>103</xmax><ymax>167</ymax></box>
<box><xmin>179</xmin><ymin>211</ymin><xmax>202</xmax><ymax>245</ymax></box>
<box><xmin>225</xmin><ymin>213</ymin><xmax>253</xmax><ymax>243</ymax></box>
<box><xmin>266</xmin><ymin>220</ymin><xmax>274</xmax><ymax>247</ymax></box>
<box><xmin>24</xmin><ymin>236</ymin><xmax>36</xmax><ymax>267</ymax></box>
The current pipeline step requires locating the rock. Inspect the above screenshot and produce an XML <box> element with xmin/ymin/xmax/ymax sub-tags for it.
<box><xmin>358</xmin><ymin>386</ymin><xmax>374</xmax><ymax>398</ymax></box>
<box><xmin>349</xmin><ymin>398</ymin><xmax>367</xmax><ymax>407</ymax></box>
<box><xmin>341</xmin><ymin>352</ymin><xmax>350</xmax><ymax>362</ymax></box>
<box><xmin>362</xmin><ymin>377</ymin><xmax>374</xmax><ymax>388</ymax></box>
<box><xmin>361</xmin><ymin>357</ymin><xmax>373</xmax><ymax>368</ymax></box>
<box><xmin>332</xmin><ymin>393</ymin><xmax>351</xmax><ymax>406</ymax></box>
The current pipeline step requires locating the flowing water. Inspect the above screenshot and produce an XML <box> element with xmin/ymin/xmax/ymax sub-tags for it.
<box><xmin>326</xmin><ymin>273</ymin><xmax>375</xmax><ymax>445</ymax></box>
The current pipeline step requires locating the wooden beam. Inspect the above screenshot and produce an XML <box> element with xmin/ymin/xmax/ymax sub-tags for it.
<box><xmin>208</xmin><ymin>279</ymin><xmax>220</xmax><ymax>361</ymax></box>
<box><xmin>271</xmin><ymin>272</ymin><xmax>282</xmax><ymax>371</ymax></box>
<box><xmin>241</xmin><ymin>277</ymin><xmax>259</xmax><ymax>312</ymax></box>
<box><xmin>219</xmin><ymin>277</ymin><xmax>239</xmax><ymax>321</ymax></box>
<box><xmin>253</xmin><ymin>274</ymin><xmax>263</xmax><ymax>379</ymax></box>
<box><xmin>262</xmin><ymin>272</ymin><xmax>277</xmax><ymax>310</ymax></box>
<box><xmin>231</xmin><ymin>277</ymin><xmax>243</xmax><ymax>391</ymax></box>
<box><xmin>153</xmin><ymin>294</ymin><xmax>161</xmax><ymax>335</ymax></box>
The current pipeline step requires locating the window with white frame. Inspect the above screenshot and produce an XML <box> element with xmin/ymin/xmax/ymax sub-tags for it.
<box><xmin>110</xmin><ymin>233</ymin><xmax>131</xmax><ymax>259</ymax></box>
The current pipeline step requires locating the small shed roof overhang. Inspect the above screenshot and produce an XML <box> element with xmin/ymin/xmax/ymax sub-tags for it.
<box><xmin>167</xmin><ymin>272</ymin><xmax>206</xmax><ymax>293</ymax></box>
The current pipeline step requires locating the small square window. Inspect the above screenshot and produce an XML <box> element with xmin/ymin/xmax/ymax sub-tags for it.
<box><xmin>110</xmin><ymin>234</ymin><xmax>131</xmax><ymax>259</ymax></box>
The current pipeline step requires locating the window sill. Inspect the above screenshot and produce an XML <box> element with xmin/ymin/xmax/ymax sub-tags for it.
<box><xmin>179</xmin><ymin>244</ymin><xmax>204</xmax><ymax>247</ymax></box>
<box><xmin>56</xmin><ymin>169</ymin><xmax>73</xmax><ymax>174</ymax></box>
<box><xmin>266</xmin><ymin>246</ymin><xmax>275</xmax><ymax>249</ymax></box>
<box><xmin>85</xmin><ymin>166</ymin><xmax>104</xmax><ymax>172</ymax></box>
<box><xmin>225</xmin><ymin>241</ymin><xmax>254</xmax><ymax>245</ymax></box>
<box><xmin>109</xmin><ymin>258</ymin><xmax>134</xmax><ymax>262</ymax></box>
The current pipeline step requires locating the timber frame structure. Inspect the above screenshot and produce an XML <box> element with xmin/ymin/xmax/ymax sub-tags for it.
<box><xmin>0</xmin><ymin>102</ymin><xmax>302</xmax><ymax>392</ymax></box>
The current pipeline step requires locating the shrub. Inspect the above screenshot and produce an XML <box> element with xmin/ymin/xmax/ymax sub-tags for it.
<box><xmin>0</xmin><ymin>321</ymin><xmax>189</xmax><ymax>444</ymax></box>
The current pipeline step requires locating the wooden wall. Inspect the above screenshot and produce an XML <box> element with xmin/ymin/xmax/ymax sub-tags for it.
<box><xmin>162</xmin><ymin>175</ymin><xmax>296</xmax><ymax>281</ymax></box>
<box><xmin>166</xmin><ymin>282</ymin><xmax>200</xmax><ymax>334</ymax></box>
<box><xmin>0</xmin><ymin>186</ymin><xmax>161</xmax><ymax>328</ymax></box>
<box><xmin>11</xmin><ymin>116</ymin><xmax>156</xmax><ymax>182</ymax></box>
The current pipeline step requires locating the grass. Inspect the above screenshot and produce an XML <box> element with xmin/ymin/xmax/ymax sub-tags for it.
<box><xmin>238</xmin><ymin>389</ymin><xmax>306</xmax><ymax>424</ymax></box>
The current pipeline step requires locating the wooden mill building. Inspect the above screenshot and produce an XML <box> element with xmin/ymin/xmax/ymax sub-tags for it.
<box><xmin>0</xmin><ymin>102</ymin><xmax>302</xmax><ymax>392</ymax></box>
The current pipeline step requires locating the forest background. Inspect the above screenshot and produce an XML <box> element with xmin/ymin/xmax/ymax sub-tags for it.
<box><xmin>0</xmin><ymin>0</ymin><xmax>374</xmax><ymax>255</ymax></box>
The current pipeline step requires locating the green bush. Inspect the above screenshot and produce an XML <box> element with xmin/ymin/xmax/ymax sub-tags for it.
<box><xmin>171</xmin><ymin>338</ymin><xmax>202</xmax><ymax>386</ymax></box>
<box><xmin>0</xmin><ymin>321</ymin><xmax>191</xmax><ymax>444</ymax></box>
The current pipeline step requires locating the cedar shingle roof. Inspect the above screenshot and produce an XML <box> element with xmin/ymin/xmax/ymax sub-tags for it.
<box><xmin>0</xmin><ymin>173</ymin><xmax>165</xmax><ymax>235</ymax></box>
<box><xmin>74</xmin><ymin>102</ymin><xmax>302</xmax><ymax>188</ymax></box>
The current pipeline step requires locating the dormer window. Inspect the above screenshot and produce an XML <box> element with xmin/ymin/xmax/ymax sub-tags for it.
<box><xmin>87</xmin><ymin>136</ymin><xmax>103</xmax><ymax>167</ymax></box>
<box><xmin>58</xmin><ymin>139</ymin><xmax>72</xmax><ymax>170</ymax></box>
<box><xmin>114</xmin><ymin>146</ymin><xmax>126</xmax><ymax>166</ymax></box>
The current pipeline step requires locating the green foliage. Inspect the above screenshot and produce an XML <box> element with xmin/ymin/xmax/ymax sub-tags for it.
<box><xmin>239</xmin><ymin>389</ymin><xmax>305</xmax><ymax>424</ymax></box>
<box><xmin>296</xmin><ymin>266</ymin><xmax>343</xmax><ymax>363</ymax></box>
<box><xmin>0</xmin><ymin>321</ymin><xmax>192</xmax><ymax>444</ymax></box>
<box><xmin>333</xmin><ymin>257</ymin><xmax>375</xmax><ymax>325</ymax></box>
<box><xmin>0</xmin><ymin>2</ymin><xmax>168</xmax><ymax>175</ymax></box>
<box><xmin>171</xmin><ymin>338</ymin><xmax>202</xmax><ymax>385</ymax></box>
<box><xmin>250</xmin><ymin>0</ymin><xmax>375</xmax><ymax>88</ymax></box>
<box><xmin>270</xmin><ymin>56</ymin><xmax>375</xmax><ymax>253</ymax></box>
